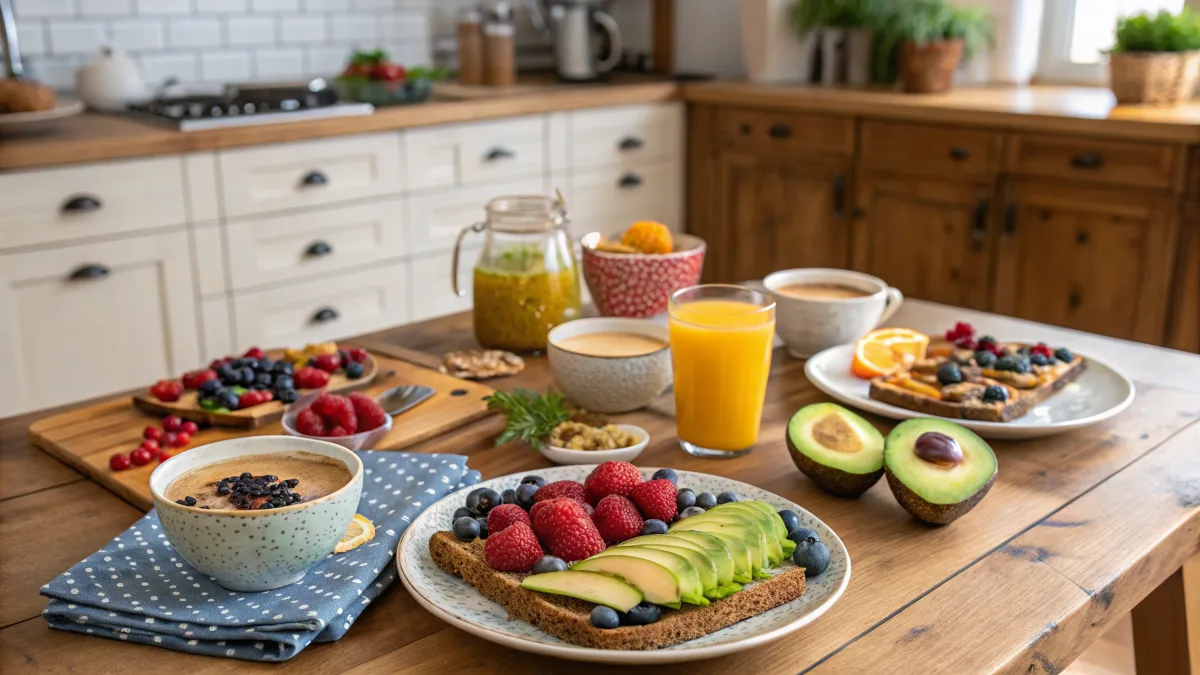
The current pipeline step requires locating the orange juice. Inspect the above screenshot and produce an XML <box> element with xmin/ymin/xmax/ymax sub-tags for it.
<box><xmin>669</xmin><ymin>294</ymin><xmax>775</xmax><ymax>455</ymax></box>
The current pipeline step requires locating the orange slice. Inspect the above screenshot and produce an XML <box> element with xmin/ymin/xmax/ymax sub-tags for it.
<box><xmin>334</xmin><ymin>514</ymin><xmax>375</xmax><ymax>554</ymax></box>
<box><xmin>851</xmin><ymin>328</ymin><xmax>930</xmax><ymax>379</ymax></box>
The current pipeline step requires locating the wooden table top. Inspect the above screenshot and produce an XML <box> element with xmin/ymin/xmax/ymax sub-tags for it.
<box><xmin>2</xmin><ymin>300</ymin><xmax>1199</xmax><ymax>674</ymax></box>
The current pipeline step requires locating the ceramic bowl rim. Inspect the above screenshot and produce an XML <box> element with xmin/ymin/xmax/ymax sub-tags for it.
<box><xmin>539</xmin><ymin>424</ymin><xmax>649</xmax><ymax>460</ymax></box>
<box><xmin>281</xmin><ymin>391</ymin><xmax>394</xmax><ymax>441</ymax></box>
<box><xmin>580</xmin><ymin>232</ymin><xmax>707</xmax><ymax>261</ymax></box>
<box><xmin>763</xmin><ymin>268</ymin><xmax>889</xmax><ymax>303</ymax></box>
<box><xmin>547</xmin><ymin>318</ymin><xmax>670</xmax><ymax>360</ymax></box>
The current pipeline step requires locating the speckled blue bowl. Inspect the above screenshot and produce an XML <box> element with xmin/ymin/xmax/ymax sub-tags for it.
<box><xmin>149</xmin><ymin>435</ymin><xmax>363</xmax><ymax>592</ymax></box>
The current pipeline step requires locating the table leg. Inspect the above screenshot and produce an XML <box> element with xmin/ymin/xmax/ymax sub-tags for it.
<box><xmin>1132</xmin><ymin>555</ymin><xmax>1200</xmax><ymax>675</ymax></box>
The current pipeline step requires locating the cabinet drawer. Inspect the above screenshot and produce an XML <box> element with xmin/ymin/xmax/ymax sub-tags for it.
<box><xmin>405</xmin><ymin>115</ymin><xmax>545</xmax><ymax>191</ymax></box>
<box><xmin>0</xmin><ymin>156</ymin><xmax>187</xmax><ymax>250</ymax></box>
<box><xmin>567</xmin><ymin>162</ymin><xmax>683</xmax><ymax>238</ymax></box>
<box><xmin>0</xmin><ymin>231</ymin><xmax>199</xmax><ymax>416</ymax></box>
<box><xmin>860</xmin><ymin>120</ymin><xmax>1001</xmax><ymax>178</ymax></box>
<box><xmin>1005</xmin><ymin>133</ymin><xmax>1180</xmax><ymax>190</ymax></box>
<box><xmin>231</xmin><ymin>263</ymin><xmax>408</xmax><ymax>350</ymax></box>
<box><xmin>225</xmin><ymin>199</ymin><xmax>408</xmax><ymax>291</ymax></box>
<box><xmin>408</xmin><ymin>248</ymin><xmax>477</xmax><ymax>322</ymax></box>
<box><xmin>716</xmin><ymin>108</ymin><xmax>854</xmax><ymax>157</ymax></box>
<box><xmin>407</xmin><ymin>177</ymin><xmax>546</xmax><ymax>254</ymax></box>
<box><xmin>217</xmin><ymin>132</ymin><xmax>403</xmax><ymax>218</ymax></box>
<box><xmin>570</xmin><ymin>102</ymin><xmax>684</xmax><ymax>170</ymax></box>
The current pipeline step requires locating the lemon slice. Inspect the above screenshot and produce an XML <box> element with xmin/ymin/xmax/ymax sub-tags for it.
<box><xmin>335</xmin><ymin>514</ymin><xmax>375</xmax><ymax>553</ymax></box>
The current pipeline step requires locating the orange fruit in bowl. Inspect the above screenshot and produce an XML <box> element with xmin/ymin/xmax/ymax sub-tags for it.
<box><xmin>851</xmin><ymin>328</ymin><xmax>930</xmax><ymax>379</ymax></box>
<box><xmin>620</xmin><ymin>220</ymin><xmax>673</xmax><ymax>255</ymax></box>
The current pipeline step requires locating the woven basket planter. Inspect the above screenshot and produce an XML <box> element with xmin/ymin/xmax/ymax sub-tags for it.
<box><xmin>1109</xmin><ymin>50</ymin><xmax>1200</xmax><ymax>106</ymax></box>
<box><xmin>899</xmin><ymin>39</ymin><xmax>964</xmax><ymax>94</ymax></box>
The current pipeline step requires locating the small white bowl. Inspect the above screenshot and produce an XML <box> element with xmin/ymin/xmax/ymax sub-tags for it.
<box><xmin>537</xmin><ymin>424</ymin><xmax>649</xmax><ymax>465</ymax></box>
<box><xmin>282</xmin><ymin>391</ymin><xmax>393</xmax><ymax>451</ymax></box>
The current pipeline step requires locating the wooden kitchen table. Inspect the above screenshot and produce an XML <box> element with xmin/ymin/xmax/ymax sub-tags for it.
<box><xmin>2</xmin><ymin>301</ymin><xmax>1198</xmax><ymax>674</ymax></box>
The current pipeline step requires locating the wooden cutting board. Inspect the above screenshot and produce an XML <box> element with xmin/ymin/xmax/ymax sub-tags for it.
<box><xmin>29</xmin><ymin>351</ymin><xmax>497</xmax><ymax>510</ymax></box>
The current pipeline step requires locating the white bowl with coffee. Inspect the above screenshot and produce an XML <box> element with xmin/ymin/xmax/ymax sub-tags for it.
<box><xmin>150</xmin><ymin>435</ymin><xmax>363</xmax><ymax>591</ymax></box>
<box><xmin>763</xmin><ymin>268</ymin><xmax>904</xmax><ymax>358</ymax></box>
<box><xmin>547</xmin><ymin>318</ymin><xmax>672</xmax><ymax>413</ymax></box>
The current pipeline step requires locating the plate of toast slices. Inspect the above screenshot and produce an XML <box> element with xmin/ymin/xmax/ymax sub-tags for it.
<box><xmin>397</xmin><ymin>465</ymin><xmax>850</xmax><ymax>664</ymax></box>
<box><xmin>805</xmin><ymin>336</ymin><xmax>1135</xmax><ymax>440</ymax></box>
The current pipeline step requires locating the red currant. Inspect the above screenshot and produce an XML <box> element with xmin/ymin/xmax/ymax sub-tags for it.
<box><xmin>130</xmin><ymin>447</ymin><xmax>154</xmax><ymax>466</ymax></box>
<box><xmin>169</xmin><ymin>432</ymin><xmax>191</xmax><ymax>448</ymax></box>
<box><xmin>109</xmin><ymin>453</ymin><xmax>132</xmax><ymax>471</ymax></box>
<box><xmin>180</xmin><ymin>420</ymin><xmax>199</xmax><ymax>435</ymax></box>
<box><xmin>143</xmin><ymin>426</ymin><xmax>164</xmax><ymax>442</ymax></box>
<box><xmin>162</xmin><ymin>415</ymin><xmax>184</xmax><ymax>432</ymax></box>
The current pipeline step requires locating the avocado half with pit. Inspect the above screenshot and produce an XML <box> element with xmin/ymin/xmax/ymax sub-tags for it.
<box><xmin>786</xmin><ymin>403</ymin><xmax>885</xmax><ymax>498</ymax></box>
<box><xmin>883</xmin><ymin>418</ymin><xmax>997</xmax><ymax>525</ymax></box>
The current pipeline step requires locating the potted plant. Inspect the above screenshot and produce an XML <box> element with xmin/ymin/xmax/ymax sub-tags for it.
<box><xmin>887</xmin><ymin>0</ymin><xmax>992</xmax><ymax>94</ymax></box>
<box><xmin>1108</xmin><ymin>9</ymin><xmax>1200</xmax><ymax>106</ymax></box>
<box><xmin>792</xmin><ymin>0</ymin><xmax>885</xmax><ymax>86</ymax></box>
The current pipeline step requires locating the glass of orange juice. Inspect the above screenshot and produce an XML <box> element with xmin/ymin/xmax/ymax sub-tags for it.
<box><xmin>668</xmin><ymin>284</ymin><xmax>776</xmax><ymax>458</ymax></box>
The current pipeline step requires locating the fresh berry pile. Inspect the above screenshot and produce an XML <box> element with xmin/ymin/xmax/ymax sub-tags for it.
<box><xmin>292</xmin><ymin>391</ymin><xmax>388</xmax><ymax>437</ymax></box>
<box><xmin>173</xmin><ymin>473</ymin><xmax>304</xmax><ymax>511</ymax></box>
<box><xmin>109</xmin><ymin>414</ymin><xmax>197</xmax><ymax>471</ymax></box>
<box><xmin>945</xmin><ymin>323</ymin><xmax>1074</xmax><ymax>372</ymax></box>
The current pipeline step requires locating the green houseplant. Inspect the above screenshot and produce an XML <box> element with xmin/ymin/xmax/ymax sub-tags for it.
<box><xmin>1108</xmin><ymin>9</ymin><xmax>1200</xmax><ymax>105</ymax></box>
<box><xmin>885</xmin><ymin>0</ymin><xmax>992</xmax><ymax>93</ymax></box>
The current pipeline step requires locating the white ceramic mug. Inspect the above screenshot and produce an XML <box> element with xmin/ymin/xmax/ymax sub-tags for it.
<box><xmin>762</xmin><ymin>268</ymin><xmax>903</xmax><ymax>358</ymax></box>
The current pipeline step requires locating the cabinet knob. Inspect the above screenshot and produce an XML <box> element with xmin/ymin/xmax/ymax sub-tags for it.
<box><xmin>300</xmin><ymin>170</ymin><xmax>328</xmax><ymax>187</ymax></box>
<box><xmin>618</xmin><ymin>136</ymin><xmax>645</xmax><ymax>151</ymax></box>
<box><xmin>1068</xmin><ymin>290</ymin><xmax>1083</xmax><ymax>311</ymax></box>
<box><xmin>768</xmin><ymin>123</ymin><xmax>792</xmax><ymax>139</ymax></box>
<box><xmin>618</xmin><ymin>173</ymin><xmax>644</xmax><ymax>188</ymax></box>
<box><xmin>949</xmin><ymin>146</ymin><xmax>970</xmax><ymax>161</ymax></box>
<box><xmin>311</xmin><ymin>307</ymin><xmax>339</xmax><ymax>324</ymax></box>
<box><xmin>1070</xmin><ymin>153</ymin><xmax>1104</xmax><ymax>169</ymax></box>
<box><xmin>485</xmin><ymin>147</ymin><xmax>516</xmax><ymax>161</ymax></box>
<box><xmin>1003</xmin><ymin>202</ymin><xmax>1018</xmax><ymax>237</ymax></box>
<box><xmin>832</xmin><ymin>174</ymin><xmax>847</xmax><ymax>220</ymax></box>
<box><xmin>305</xmin><ymin>240</ymin><xmax>334</xmax><ymax>258</ymax></box>
<box><xmin>62</xmin><ymin>195</ymin><xmax>102</xmax><ymax>213</ymax></box>
<box><xmin>971</xmin><ymin>198</ymin><xmax>989</xmax><ymax>251</ymax></box>
<box><xmin>68</xmin><ymin>263</ymin><xmax>110</xmax><ymax>281</ymax></box>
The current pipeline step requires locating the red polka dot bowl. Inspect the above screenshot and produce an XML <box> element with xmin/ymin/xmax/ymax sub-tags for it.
<box><xmin>580</xmin><ymin>233</ymin><xmax>707</xmax><ymax>318</ymax></box>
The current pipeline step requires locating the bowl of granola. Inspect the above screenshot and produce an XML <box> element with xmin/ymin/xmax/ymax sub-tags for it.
<box><xmin>539</xmin><ymin>423</ymin><xmax>648</xmax><ymax>465</ymax></box>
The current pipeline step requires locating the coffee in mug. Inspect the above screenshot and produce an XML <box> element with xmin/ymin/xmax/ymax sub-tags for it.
<box><xmin>763</xmin><ymin>268</ymin><xmax>903</xmax><ymax>358</ymax></box>
<box><xmin>774</xmin><ymin>283</ymin><xmax>870</xmax><ymax>301</ymax></box>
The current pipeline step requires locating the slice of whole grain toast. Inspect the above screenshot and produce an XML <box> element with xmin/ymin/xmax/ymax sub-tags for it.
<box><xmin>427</xmin><ymin>531</ymin><xmax>807</xmax><ymax>650</ymax></box>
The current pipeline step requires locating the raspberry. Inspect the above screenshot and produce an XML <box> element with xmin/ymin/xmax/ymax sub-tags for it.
<box><xmin>150</xmin><ymin>380</ymin><xmax>183</xmax><ymax>402</ymax></box>
<box><xmin>584</xmin><ymin>461</ymin><xmax>643</xmax><ymax>504</ymax></box>
<box><xmin>483</xmin><ymin>522</ymin><xmax>544</xmax><ymax>572</ymax></box>
<box><xmin>295</xmin><ymin>408</ymin><xmax>328</xmax><ymax>436</ymax></box>
<box><xmin>630</xmin><ymin>479</ymin><xmax>678</xmax><ymax>522</ymax></box>
<box><xmin>181</xmin><ymin>368</ymin><xmax>218</xmax><ymax>390</ymax></box>
<box><xmin>530</xmin><ymin>497</ymin><xmax>574</xmax><ymax>523</ymax></box>
<box><xmin>533</xmin><ymin>480</ymin><xmax>589</xmax><ymax>506</ymax></box>
<box><xmin>312</xmin><ymin>353</ymin><xmax>342</xmax><ymax>373</ymax></box>
<box><xmin>532</xmin><ymin>499</ymin><xmax>605</xmax><ymax>562</ymax></box>
<box><xmin>313</xmin><ymin>393</ymin><xmax>357</xmax><ymax>434</ymax></box>
<box><xmin>329</xmin><ymin>426</ymin><xmax>350</xmax><ymax>437</ymax></box>
<box><xmin>347</xmin><ymin>348</ymin><xmax>368</xmax><ymax>363</ymax></box>
<box><xmin>1030</xmin><ymin>343</ymin><xmax>1054</xmax><ymax>358</ymax></box>
<box><xmin>244</xmin><ymin>346</ymin><xmax>265</xmax><ymax>359</ymax></box>
<box><xmin>294</xmin><ymin>367</ymin><xmax>331</xmax><ymax>389</ymax></box>
<box><xmin>346</xmin><ymin>391</ymin><xmax>387</xmax><ymax>431</ymax></box>
<box><xmin>944</xmin><ymin>321</ymin><xmax>975</xmax><ymax>341</ymax></box>
<box><xmin>592</xmin><ymin>495</ymin><xmax>644</xmax><ymax>543</ymax></box>
<box><xmin>487</xmin><ymin>504</ymin><xmax>532</xmax><ymax>535</ymax></box>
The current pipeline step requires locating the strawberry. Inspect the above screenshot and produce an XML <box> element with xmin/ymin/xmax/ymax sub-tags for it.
<box><xmin>346</xmin><ymin>391</ymin><xmax>387</xmax><ymax>431</ymax></box>
<box><xmin>312</xmin><ymin>353</ymin><xmax>342</xmax><ymax>373</ymax></box>
<box><xmin>630</xmin><ymin>479</ymin><xmax>678</xmax><ymax>522</ymax></box>
<box><xmin>592</xmin><ymin>495</ymin><xmax>643</xmax><ymax>543</ymax></box>
<box><xmin>533</xmin><ymin>480</ymin><xmax>589</xmax><ymax>506</ymax></box>
<box><xmin>487</xmin><ymin>504</ymin><xmax>532</xmax><ymax>535</ymax></box>
<box><xmin>181</xmin><ymin>368</ymin><xmax>218</xmax><ymax>390</ymax></box>
<box><xmin>483</xmin><ymin>522</ymin><xmax>543</xmax><ymax>572</ymax></box>
<box><xmin>532</xmin><ymin>498</ymin><xmax>606</xmax><ymax>562</ymax></box>
<box><xmin>295</xmin><ymin>408</ymin><xmax>327</xmax><ymax>436</ymax></box>
<box><xmin>313</xmin><ymin>393</ymin><xmax>357</xmax><ymax>433</ymax></box>
<box><xmin>150</xmin><ymin>380</ymin><xmax>182</xmax><ymax>402</ymax></box>
<box><xmin>294</xmin><ymin>366</ymin><xmax>331</xmax><ymax>389</ymax></box>
<box><xmin>584</xmin><ymin>461</ymin><xmax>643</xmax><ymax>505</ymax></box>
<box><xmin>244</xmin><ymin>346</ymin><xmax>265</xmax><ymax>359</ymax></box>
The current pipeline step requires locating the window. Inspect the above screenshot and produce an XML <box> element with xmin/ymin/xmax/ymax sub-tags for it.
<box><xmin>1038</xmin><ymin>0</ymin><xmax>1188</xmax><ymax>83</ymax></box>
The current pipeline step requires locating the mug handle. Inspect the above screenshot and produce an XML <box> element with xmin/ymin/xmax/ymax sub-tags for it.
<box><xmin>877</xmin><ymin>287</ymin><xmax>904</xmax><ymax>327</ymax></box>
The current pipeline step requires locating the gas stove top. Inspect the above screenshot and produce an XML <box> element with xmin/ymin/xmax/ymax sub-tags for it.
<box><xmin>126</xmin><ymin>80</ymin><xmax>373</xmax><ymax>131</ymax></box>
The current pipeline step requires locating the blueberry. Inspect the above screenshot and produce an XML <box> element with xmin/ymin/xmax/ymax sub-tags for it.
<box><xmin>276</xmin><ymin>388</ymin><xmax>299</xmax><ymax>404</ymax></box>
<box><xmin>679</xmin><ymin>506</ymin><xmax>706</xmax><ymax>519</ymax></box>
<box><xmin>717</xmin><ymin>491</ymin><xmax>740</xmax><ymax>504</ymax></box>
<box><xmin>217</xmin><ymin>390</ymin><xmax>241</xmax><ymax>410</ymax></box>
<box><xmin>273</xmin><ymin>360</ymin><xmax>294</xmax><ymax>374</ymax></box>
<box><xmin>255</xmin><ymin>372</ymin><xmax>274</xmax><ymax>388</ymax></box>
<box><xmin>532</xmin><ymin>556</ymin><xmax>567</xmax><ymax>574</ymax></box>
<box><xmin>621</xmin><ymin>602</ymin><xmax>661</xmax><ymax>626</ymax></box>
<box><xmin>777</xmin><ymin>510</ymin><xmax>801</xmax><ymax>534</ymax></box>
<box><xmin>217</xmin><ymin>365</ymin><xmax>239</xmax><ymax>385</ymax></box>
<box><xmin>239</xmin><ymin>366</ymin><xmax>256</xmax><ymax>385</ymax></box>
<box><xmin>1030</xmin><ymin>353</ymin><xmax>1050</xmax><ymax>367</ymax></box>
<box><xmin>792</xmin><ymin>540</ymin><xmax>831</xmax><ymax>577</ymax></box>
<box><xmin>257</xmin><ymin>356</ymin><xmax>273</xmax><ymax>371</ymax></box>
<box><xmin>198</xmin><ymin>379</ymin><xmax>222</xmax><ymax>395</ymax></box>
<box><xmin>344</xmin><ymin>362</ymin><xmax>365</xmax><ymax>379</ymax></box>
<box><xmin>500</xmin><ymin>488</ymin><xmax>518</xmax><ymax>505</ymax></box>
<box><xmin>936</xmin><ymin>362</ymin><xmax>963</xmax><ymax>385</ymax></box>
<box><xmin>273</xmin><ymin>375</ymin><xmax>294</xmax><ymax>390</ymax></box>
<box><xmin>676</xmin><ymin>489</ymin><xmax>696</xmax><ymax>511</ymax></box>
<box><xmin>520</xmin><ymin>475</ymin><xmax>547</xmax><ymax>488</ymax></box>
<box><xmin>466</xmin><ymin>487</ymin><xmax>502</xmax><ymax>516</ymax></box>
<box><xmin>642</xmin><ymin>519</ymin><xmax>668</xmax><ymax>535</ymax></box>
<box><xmin>993</xmin><ymin>356</ymin><xmax>1020</xmax><ymax>372</ymax></box>
<box><xmin>590</xmin><ymin>606</ymin><xmax>620</xmax><ymax>629</ymax></box>
<box><xmin>651</xmin><ymin>468</ymin><xmax>677</xmax><ymax>484</ymax></box>
<box><xmin>982</xmin><ymin>385</ymin><xmax>1009</xmax><ymax>403</ymax></box>
<box><xmin>1055</xmin><ymin>347</ymin><xmax>1074</xmax><ymax>363</ymax></box>
<box><xmin>974</xmin><ymin>350</ymin><xmax>997</xmax><ymax>368</ymax></box>
<box><xmin>515</xmin><ymin>483</ymin><xmax>539</xmax><ymax>510</ymax></box>
<box><xmin>230</xmin><ymin>358</ymin><xmax>251</xmax><ymax>369</ymax></box>
<box><xmin>452</xmin><ymin>516</ymin><xmax>480</xmax><ymax>541</ymax></box>
<box><xmin>475</xmin><ymin>517</ymin><xmax>489</xmax><ymax>539</ymax></box>
<box><xmin>787</xmin><ymin>527</ymin><xmax>820</xmax><ymax>545</ymax></box>
<box><xmin>695</xmin><ymin>492</ymin><xmax>717</xmax><ymax>510</ymax></box>
<box><xmin>452</xmin><ymin>506</ymin><xmax>473</xmax><ymax>523</ymax></box>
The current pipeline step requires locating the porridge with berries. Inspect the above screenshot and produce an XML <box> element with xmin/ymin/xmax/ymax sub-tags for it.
<box><xmin>166</xmin><ymin>452</ymin><xmax>351</xmax><ymax>510</ymax></box>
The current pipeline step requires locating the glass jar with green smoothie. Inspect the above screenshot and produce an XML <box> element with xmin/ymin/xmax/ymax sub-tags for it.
<box><xmin>452</xmin><ymin>196</ymin><xmax>582</xmax><ymax>352</ymax></box>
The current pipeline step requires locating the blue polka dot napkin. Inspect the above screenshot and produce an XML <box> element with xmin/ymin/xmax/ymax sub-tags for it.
<box><xmin>40</xmin><ymin>451</ymin><xmax>480</xmax><ymax>661</ymax></box>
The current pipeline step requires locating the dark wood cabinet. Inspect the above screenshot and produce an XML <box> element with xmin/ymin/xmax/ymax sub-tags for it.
<box><xmin>1168</xmin><ymin>200</ymin><xmax>1199</xmax><ymax>352</ymax></box>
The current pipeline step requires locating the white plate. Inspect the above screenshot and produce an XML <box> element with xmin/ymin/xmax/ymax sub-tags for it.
<box><xmin>0</xmin><ymin>100</ymin><xmax>84</xmax><ymax>134</ymax></box>
<box><xmin>396</xmin><ymin>465</ymin><xmax>850</xmax><ymax>665</ymax></box>
<box><xmin>804</xmin><ymin>342</ymin><xmax>1136</xmax><ymax>440</ymax></box>
<box><xmin>537</xmin><ymin>424</ymin><xmax>649</xmax><ymax>465</ymax></box>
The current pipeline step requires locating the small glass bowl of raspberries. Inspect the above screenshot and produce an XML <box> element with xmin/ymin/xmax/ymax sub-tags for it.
<box><xmin>281</xmin><ymin>390</ymin><xmax>392</xmax><ymax>451</ymax></box>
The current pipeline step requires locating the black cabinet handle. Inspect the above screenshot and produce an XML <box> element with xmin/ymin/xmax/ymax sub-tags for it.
<box><xmin>1003</xmin><ymin>202</ymin><xmax>1018</xmax><ymax>237</ymax></box>
<box><xmin>832</xmin><ymin>174</ymin><xmax>847</xmax><ymax>220</ymax></box>
<box><xmin>68</xmin><ymin>264</ymin><xmax>110</xmax><ymax>281</ymax></box>
<box><xmin>1070</xmin><ymin>153</ymin><xmax>1104</xmax><ymax>169</ymax></box>
<box><xmin>949</xmin><ymin>146</ymin><xmax>970</xmax><ymax>161</ymax></box>
<box><xmin>300</xmin><ymin>171</ymin><xmax>328</xmax><ymax>186</ymax></box>
<box><xmin>1068</xmin><ymin>290</ymin><xmax>1083</xmax><ymax>311</ymax></box>
<box><xmin>971</xmin><ymin>198</ymin><xmax>989</xmax><ymax>251</ymax></box>
<box><xmin>768</xmin><ymin>123</ymin><xmax>792</xmax><ymax>139</ymax></box>
<box><xmin>485</xmin><ymin>147</ymin><xmax>515</xmax><ymax>161</ymax></box>
<box><xmin>739</xmin><ymin>123</ymin><xmax>752</xmax><ymax>135</ymax></box>
<box><xmin>311</xmin><ymin>307</ymin><xmax>339</xmax><ymax>324</ymax></box>
<box><xmin>618</xmin><ymin>173</ymin><xmax>644</xmax><ymax>188</ymax></box>
<box><xmin>62</xmin><ymin>195</ymin><xmax>102</xmax><ymax>213</ymax></box>
<box><xmin>305</xmin><ymin>240</ymin><xmax>333</xmax><ymax>258</ymax></box>
<box><xmin>618</xmin><ymin>136</ymin><xmax>645</xmax><ymax>151</ymax></box>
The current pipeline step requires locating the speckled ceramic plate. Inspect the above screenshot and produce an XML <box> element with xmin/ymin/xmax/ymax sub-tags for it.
<box><xmin>396</xmin><ymin>466</ymin><xmax>849</xmax><ymax>665</ymax></box>
<box><xmin>805</xmin><ymin>341</ymin><xmax>1136</xmax><ymax>440</ymax></box>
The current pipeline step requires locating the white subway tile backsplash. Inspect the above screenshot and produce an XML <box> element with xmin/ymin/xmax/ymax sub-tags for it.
<box><xmin>303</xmin><ymin>0</ymin><xmax>351</xmax><ymax>9</ymax></box>
<box><xmin>80</xmin><ymin>0</ymin><xmax>133</xmax><ymax>16</ymax></box>
<box><xmin>141</xmin><ymin>52</ymin><xmax>198</xmax><ymax>83</ymax></box>
<box><xmin>197</xmin><ymin>0</ymin><xmax>249</xmax><ymax>11</ymax></box>
<box><xmin>280</xmin><ymin>16</ymin><xmax>326</xmax><ymax>43</ymax></box>
<box><xmin>226</xmin><ymin>16</ymin><xmax>276</xmax><ymax>46</ymax></box>
<box><xmin>254</xmin><ymin>47</ymin><xmax>304</xmax><ymax>80</ymax></box>
<box><xmin>15</xmin><ymin>21</ymin><xmax>48</xmax><ymax>56</ymax></box>
<box><xmin>201</xmin><ymin>50</ymin><xmax>253</xmax><ymax>82</ymax></box>
<box><xmin>306</xmin><ymin>45</ymin><xmax>348</xmax><ymax>75</ymax></box>
<box><xmin>353</xmin><ymin>0</ymin><xmax>395</xmax><ymax>8</ymax></box>
<box><xmin>251</xmin><ymin>0</ymin><xmax>300</xmax><ymax>12</ymax></box>
<box><xmin>168</xmin><ymin>17</ymin><xmax>222</xmax><ymax>47</ymax></box>
<box><xmin>13</xmin><ymin>0</ymin><xmax>76</xmax><ymax>18</ymax></box>
<box><xmin>24</xmin><ymin>55</ymin><xmax>80</xmax><ymax>89</ymax></box>
<box><xmin>379</xmin><ymin>11</ymin><xmax>426</xmax><ymax>41</ymax></box>
<box><xmin>330</xmin><ymin>15</ymin><xmax>374</xmax><ymax>42</ymax></box>
<box><xmin>109</xmin><ymin>19</ymin><xmax>165</xmax><ymax>51</ymax></box>
<box><xmin>135</xmin><ymin>0</ymin><xmax>191</xmax><ymax>14</ymax></box>
<box><xmin>48</xmin><ymin>21</ymin><xmax>108</xmax><ymax>54</ymax></box>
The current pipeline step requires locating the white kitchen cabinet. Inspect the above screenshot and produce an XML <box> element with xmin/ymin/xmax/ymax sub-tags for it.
<box><xmin>406</xmin><ymin>177</ymin><xmax>546</xmax><ymax>255</ymax></box>
<box><xmin>566</xmin><ymin>160</ymin><xmax>684</xmax><ymax>238</ymax></box>
<box><xmin>404</xmin><ymin>115</ymin><xmax>546</xmax><ymax>191</ymax></box>
<box><xmin>569</xmin><ymin>102</ymin><xmax>684</xmax><ymax>170</ymax></box>
<box><xmin>0</xmin><ymin>231</ymin><xmax>200</xmax><ymax>417</ymax></box>
<box><xmin>408</xmin><ymin>247</ymin><xmax>479</xmax><ymax>322</ymax></box>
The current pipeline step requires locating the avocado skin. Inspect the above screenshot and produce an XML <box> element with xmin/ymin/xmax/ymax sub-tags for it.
<box><xmin>884</xmin><ymin>465</ymin><xmax>995</xmax><ymax>525</ymax></box>
<box><xmin>786</xmin><ymin>433</ymin><xmax>883</xmax><ymax>498</ymax></box>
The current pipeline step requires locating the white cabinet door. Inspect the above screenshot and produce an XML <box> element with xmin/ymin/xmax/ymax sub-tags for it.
<box><xmin>0</xmin><ymin>231</ymin><xmax>200</xmax><ymax>416</ymax></box>
<box><xmin>404</xmin><ymin>115</ymin><xmax>546</xmax><ymax>190</ymax></box>
<box><xmin>407</xmin><ymin>177</ymin><xmax>546</xmax><ymax>255</ymax></box>
<box><xmin>408</xmin><ymin>247</ymin><xmax>478</xmax><ymax>322</ymax></box>
<box><xmin>569</xmin><ymin>102</ymin><xmax>684</xmax><ymax>170</ymax></box>
<box><xmin>567</xmin><ymin>161</ymin><xmax>683</xmax><ymax>239</ymax></box>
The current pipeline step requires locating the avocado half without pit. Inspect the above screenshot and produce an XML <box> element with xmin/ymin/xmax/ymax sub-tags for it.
<box><xmin>786</xmin><ymin>403</ymin><xmax>885</xmax><ymax>498</ymax></box>
<box><xmin>883</xmin><ymin>418</ymin><xmax>997</xmax><ymax>525</ymax></box>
